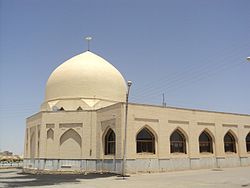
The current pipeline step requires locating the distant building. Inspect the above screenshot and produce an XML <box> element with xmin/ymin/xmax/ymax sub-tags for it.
<box><xmin>0</xmin><ymin>151</ymin><xmax>13</xmax><ymax>156</ymax></box>
<box><xmin>24</xmin><ymin>51</ymin><xmax>250</xmax><ymax>173</ymax></box>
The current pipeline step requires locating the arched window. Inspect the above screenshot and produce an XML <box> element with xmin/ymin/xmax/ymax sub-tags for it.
<box><xmin>46</xmin><ymin>129</ymin><xmax>54</xmax><ymax>158</ymax></box>
<box><xmin>224</xmin><ymin>132</ymin><xmax>236</xmax><ymax>153</ymax></box>
<box><xmin>47</xmin><ymin>129</ymin><xmax>54</xmax><ymax>140</ymax></box>
<box><xmin>246</xmin><ymin>133</ymin><xmax>250</xmax><ymax>152</ymax></box>
<box><xmin>170</xmin><ymin>129</ymin><xmax>186</xmax><ymax>153</ymax></box>
<box><xmin>136</xmin><ymin>128</ymin><xmax>155</xmax><ymax>154</ymax></box>
<box><xmin>104</xmin><ymin>129</ymin><xmax>116</xmax><ymax>155</ymax></box>
<box><xmin>199</xmin><ymin>131</ymin><xmax>213</xmax><ymax>153</ymax></box>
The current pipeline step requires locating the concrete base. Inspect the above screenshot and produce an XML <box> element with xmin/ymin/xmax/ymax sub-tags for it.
<box><xmin>23</xmin><ymin>156</ymin><xmax>250</xmax><ymax>174</ymax></box>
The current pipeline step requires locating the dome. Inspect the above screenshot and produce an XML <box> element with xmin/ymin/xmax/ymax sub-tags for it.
<box><xmin>44</xmin><ymin>51</ymin><xmax>127</xmax><ymax>110</ymax></box>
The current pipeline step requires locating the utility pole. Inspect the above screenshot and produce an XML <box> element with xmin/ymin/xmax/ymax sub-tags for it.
<box><xmin>122</xmin><ymin>80</ymin><xmax>132</xmax><ymax>178</ymax></box>
<box><xmin>162</xmin><ymin>93</ymin><xmax>166</xmax><ymax>107</ymax></box>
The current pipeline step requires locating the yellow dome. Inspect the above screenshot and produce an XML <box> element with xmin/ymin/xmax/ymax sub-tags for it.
<box><xmin>45</xmin><ymin>51</ymin><xmax>127</xmax><ymax>105</ymax></box>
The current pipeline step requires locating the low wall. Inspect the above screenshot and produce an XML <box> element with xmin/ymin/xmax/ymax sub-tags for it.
<box><xmin>23</xmin><ymin>156</ymin><xmax>250</xmax><ymax>174</ymax></box>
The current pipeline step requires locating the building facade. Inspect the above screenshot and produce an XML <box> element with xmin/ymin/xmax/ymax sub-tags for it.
<box><xmin>24</xmin><ymin>51</ymin><xmax>250</xmax><ymax>174</ymax></box>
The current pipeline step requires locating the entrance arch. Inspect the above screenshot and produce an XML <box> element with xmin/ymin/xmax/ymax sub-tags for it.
<box><xmin>60</xmin><ymin>129</ymin><xmax>82</xmax><ymax>159</ymax></box>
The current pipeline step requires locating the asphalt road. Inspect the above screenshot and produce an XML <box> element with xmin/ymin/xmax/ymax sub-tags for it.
<box><xmin>0</xmin><ymin>167</ymin><xmax>250</xmax><ymax>188</ymax></box>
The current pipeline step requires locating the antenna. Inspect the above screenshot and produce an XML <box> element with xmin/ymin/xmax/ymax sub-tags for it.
<box><xmin>162</xmin><ymin>93</ymin><xmax>166</xmax><ymax>107</ymax></box>
<box><xmin>85</xmin><ymin>36</ymin><xmax>92</xmax><ymax>51</ymax></box>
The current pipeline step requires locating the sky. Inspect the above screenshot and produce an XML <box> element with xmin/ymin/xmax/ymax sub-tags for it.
<box><xmin>0</xmin><ymin>0</ymin><xmax>250</xmax><ymax>155</ymax></box>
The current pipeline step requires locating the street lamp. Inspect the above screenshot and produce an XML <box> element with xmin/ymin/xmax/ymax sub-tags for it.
<box><xmin>122</xmin><ymin>80</ymin><xmax>132</xmax><ymax>178</ymax></box>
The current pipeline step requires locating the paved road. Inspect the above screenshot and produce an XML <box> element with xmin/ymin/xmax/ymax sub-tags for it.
<box><xmin>0</xmin><ymin>167</ymin><xmax>250</xmax><ymax>188</ymax></box>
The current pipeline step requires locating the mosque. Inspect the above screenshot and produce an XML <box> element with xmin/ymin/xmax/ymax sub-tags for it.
<box><xmin>23</xmin><ymin>49</ymin><xmax>250</xmax><ymax>174</ymax></box>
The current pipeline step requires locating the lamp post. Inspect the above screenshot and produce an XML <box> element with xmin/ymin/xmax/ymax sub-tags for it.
<box><xmin>122</xmin><ymin>80</ymin><xmax>132</xmax><ymax>178</ymax></box>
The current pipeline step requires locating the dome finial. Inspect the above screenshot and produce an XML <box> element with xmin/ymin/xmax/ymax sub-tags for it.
<box><xmin>85</xmin><ymin>36</ymin><xmax>92</xmax><ymax>51</ymax></box>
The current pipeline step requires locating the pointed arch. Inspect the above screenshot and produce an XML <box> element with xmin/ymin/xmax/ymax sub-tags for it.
<box><xmin>201</xmin><ymin>128</ymin><xmax>215</xmax><ymax>141</ymax></box>
<box><xmin>60</xmin><ymin>129</ymin><xmax>81</xmax><ymax>146</ymax></box>
<box><xmin>226</xmin><ymin>129</ymin><xmax>238</xmax><ymax>141</ymax></box>
<box><xmin>246</xmin><ymin>132</ymin><xmax>250</xmax><ymax>152</ymax></box>
<box><xmin>170</xmin><ymin>127</ymin><xmax>189</xmax><ymax>142</ymax></box>
<box><xmin>199</xmin><ymin>130</ymin><xmax>213</xmax><ymax>153</ymax></box>
<box><xmin>46</xmin><ymin>129</ymin><xmax>54</xmax><ymax>157</ymax></box>
<box><xmin>136</xmin><ymin>126</ymin><xmax>156</xmax><ymax>154</ymax></box>
<box><xmin>136</xmin><ymin>125</ymin><xmax>158</xmax><ymax>141</ymax></box>
<box><xmin>60</xmin><ymin>129</ymin><xmax>82</xmax><ymax>159</ymax></box>
<box><xmin>47</xmin><ymin>128</ymin><xmax>54</xmax><ymax>140</ymax></box>
<box><xmin>170</xmin><ymin>128</ymin><xmax>187</xmax><ymax>153</ymax></box>
<box><xmin>224</xmin><ymin>130</ymin><xmax>237</xmax><ymax>153</ymax></box>
<box><xmin>104</xmin><ymin>128</ymin><xmax>116</xmax><ymax>155</ymax></box>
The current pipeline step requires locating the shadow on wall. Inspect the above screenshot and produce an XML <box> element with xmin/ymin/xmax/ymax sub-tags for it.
<box><xmin>59</xmin><ymin>129</ymin><xmax>82</xmax><ymax>159</ymax></box>
<box><xmin>0</xmin><ymin>169</ymin><xmax>117</xmax><ymax>187</ymax></box>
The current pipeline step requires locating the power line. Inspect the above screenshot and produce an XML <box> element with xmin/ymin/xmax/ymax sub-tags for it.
<box><xmin>130</xmin><ymin>59</ymin><xmax>244</xmax><ymax>102</ymax></box>
<box><xmin>131</xmin><ymin>44</ymin><xmax>250</xmax><ymax>98</ymax></box>
<box><xmin>131</xmin><ymin>40</ymin><xmax>250</xmax><ymax>95</ymax></box>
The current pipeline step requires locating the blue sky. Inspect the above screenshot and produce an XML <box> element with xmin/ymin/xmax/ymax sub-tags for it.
<box><xmin>0</xmin><ymin>0</ymin><xmax>250</xmax><ymax>155</ymax></box>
